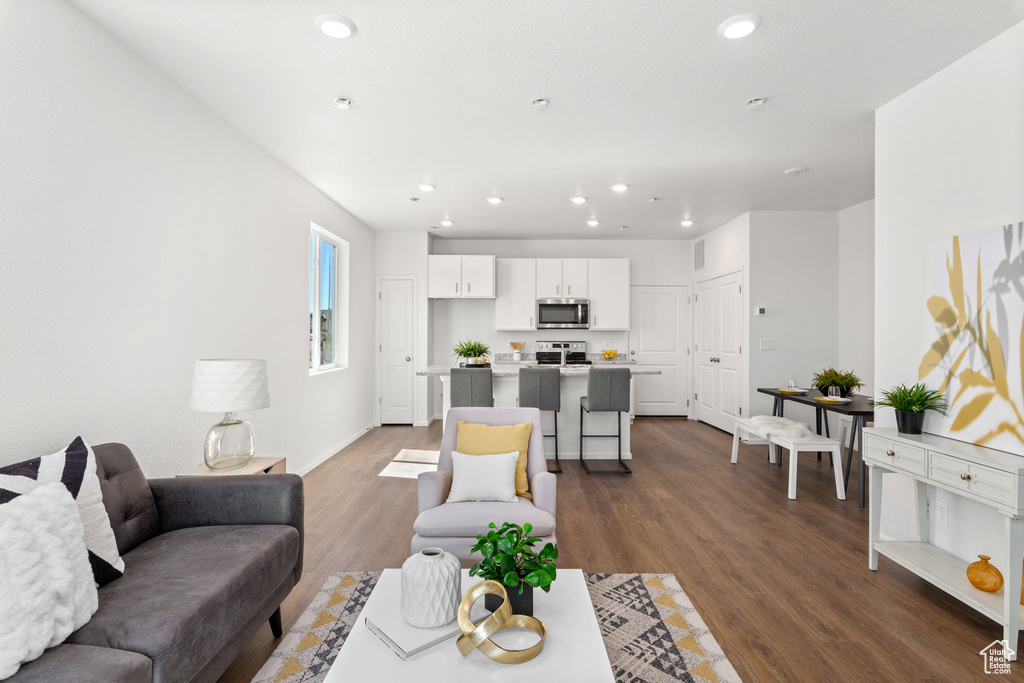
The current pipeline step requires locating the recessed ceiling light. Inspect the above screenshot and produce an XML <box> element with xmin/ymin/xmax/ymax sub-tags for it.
<box><xmin>440</xmin><ymin>219</ymin><xmax>453</xmax><ymax>227</ymax></box>
<box><xmin>570</xmin><ymin>196</ymin><xmax>588</xmax><ymax>204</ymax></box>
<box><xmin>532</xmin><ymin>98</ymin><xmax>549</xmax><ymax>111</ymax></box>
<box><xmin>681</xmin><ymin>220</ymin><xmax>694</xmax><ymax>227</ymax></box>
<box><xmin>784</xmin><ymin>167</ymin><xmax>809</xmax><ymax>176</ymax></box>
<box><xmin>587</xmin><ymin>219</ymin><xmax>600</xmax><ymax>227</ymax></box>
<box><xmin>611</xmin><ymin>183</ymin><xmax>629</xmax><ymax>192</ymax></box>
<box><xmin>619</xmin><ymin>225</ymin><xmax>630</xmax><ymax>230</ymax></box>
<box><xmin>316</xmin><ymin>15</ymin><xmax>357</xmax><ymax>39</ymax></box>
<box><xmin>409</xmin><ymin>197</ymin><xmax>420</xmax><ymax>202</ymax></box>
<box><xmin>648</xmin><ymin>197</ymin><xmax>662</xmax><ymax>203</ymax></box>
<box><xmin>418</xmin><ymin>183</ymin><xmax>436</xmax><ymax>192</ymax></box>
<box><xmin>747</xmin><ymin>98</ymin><xmax>766</xmax><ymax>110</ymax></box>
<box><xmin>486</xmin><ymin>196</ymin><xmax>503</xmax><ymax>204</ymax></box>
<box><xmin>335</xmin><ymin>97</ymin><xmax>353</xmax><ymax>109</ymax></box>
<box><xmin>718</xmin><ymin>14</ymin><xmax>760</xmax><ymax>39</ymax></box>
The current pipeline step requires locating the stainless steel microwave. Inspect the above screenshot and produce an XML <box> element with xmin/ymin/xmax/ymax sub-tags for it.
<box><xmin>536</xmin><ymin>298</ymin><xmax>589</xmax><ymax>329</ymax></box>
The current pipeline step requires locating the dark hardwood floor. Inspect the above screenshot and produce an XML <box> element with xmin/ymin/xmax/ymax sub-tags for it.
<box><xmin>218</xmin><ymin>418</ymin><xmax>1009</xmax><ymax>682</ymax></box>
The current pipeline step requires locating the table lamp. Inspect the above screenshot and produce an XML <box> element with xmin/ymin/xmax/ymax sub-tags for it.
<box><xmin>190</xmin><ymin>359</ymin><xmax>270</xmax><ymax>470</ymax></box>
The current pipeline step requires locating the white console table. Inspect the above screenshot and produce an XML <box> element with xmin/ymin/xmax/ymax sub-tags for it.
<box><xmin>864</xmin><ymin>427</ymin><xmax>1024</xmax><ymax>659</ymax></box>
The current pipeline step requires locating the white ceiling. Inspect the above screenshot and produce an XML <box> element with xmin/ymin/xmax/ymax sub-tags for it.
<box><xmin>68</xmin><ymin>0</ymin><xmax>1024</xmax><ymax>239</ymax></box>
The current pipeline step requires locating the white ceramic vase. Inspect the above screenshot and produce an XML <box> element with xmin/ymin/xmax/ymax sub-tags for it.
<box><xmin>400</xmin><ymin>548</ymin><xmax>461</xmax><ymax>627</ymax></box>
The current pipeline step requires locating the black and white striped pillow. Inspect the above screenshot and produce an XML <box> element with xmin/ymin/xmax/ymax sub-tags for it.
<box><xmin>0</xmin><ymin>437</ymin><xmax>124</xmax><ymax>586</ymax></box>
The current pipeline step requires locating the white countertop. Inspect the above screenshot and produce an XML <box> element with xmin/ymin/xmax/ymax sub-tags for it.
<box><xmin>417</xmin><ymin>363</ymin><xmax>660</xmax><ymax>377</ymax></box>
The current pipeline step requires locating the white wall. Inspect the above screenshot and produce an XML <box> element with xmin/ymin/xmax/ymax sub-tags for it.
<box><xmin>0</xmin><ymin>0</ymin><xmax>376</xmax><ymax>476</ymax></box>
<box><xmin>875</xmin><ymin>21</ymin><xmax>1024</xmax><ymax>561</ymax></box>
<box><xmin>837</xmin><ymin>199</ymin><xmax>876</xmax><ymax>396</ymax></box>
<box><xmin>374</xmin><ymin>231</ymin><xmax>433</xmax><ymax>425</ymax></box>
<box><xmin>748</xmin><ymin>211</ymin><xmax>840</xmax><ymax>423</ymax></box>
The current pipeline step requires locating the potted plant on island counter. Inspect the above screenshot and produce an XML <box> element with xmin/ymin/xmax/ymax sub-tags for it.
<box><xmin>873</xmin><ymin>382</ymin><xmax>949</xmax><ymax>434</ymax></box>
<box><xmin>811</xmin><ymin>368</ymin><xmax>863</xmax><ymax>398</ymax></box>
<box><xmin>452</xmin><ymin>340</ymin><xmax>490</xmax><ymax>367</ymax></box>
<box><xmin>469</xmin><ymin>522</ymin><xmax>558</xmax><ymax>616</ymax></box>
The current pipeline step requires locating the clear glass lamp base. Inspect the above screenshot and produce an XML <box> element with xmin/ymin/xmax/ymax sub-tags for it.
<box><xmin>204</xmin><ymin>412</ymin><xmax>255</xmax><ymax>470</ymax></box>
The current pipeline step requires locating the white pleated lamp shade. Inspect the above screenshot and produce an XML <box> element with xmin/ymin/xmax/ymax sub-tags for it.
<box><xmin>190</xmin><ymin>359</ymin><xmax>270</xmax><ymax>412</ymax></box>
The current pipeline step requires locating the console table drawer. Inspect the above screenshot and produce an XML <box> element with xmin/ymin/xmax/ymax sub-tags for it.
<box><xmin>865</xmin><ymin>435</ymin><xmax>926</xmax><ymax>476</ymax></box>
<box><xmin>929</xmin><ymin>452</ymin><xmax>1015</xmax><ymax>505</ymax></box>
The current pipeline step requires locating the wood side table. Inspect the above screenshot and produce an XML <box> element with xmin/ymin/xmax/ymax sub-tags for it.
<box><xmin>181</xmin><ymin>456</ymin><xmax>287</xmax><ymax>476</ymax></box>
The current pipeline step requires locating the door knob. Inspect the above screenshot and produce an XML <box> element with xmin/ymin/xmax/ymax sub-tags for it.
<box><xmin>405</xmin><ymin>356</ymin><xmax>411</xmax><ymax>362</ymax></box>
<box><xmin>630</xmin><ymin>350</ymin><xmax>636</xmax><ymax>355</ymax></box>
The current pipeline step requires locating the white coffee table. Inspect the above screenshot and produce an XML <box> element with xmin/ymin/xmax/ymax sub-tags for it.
<box><xmin>326</xmin><ymin>568</ymin><xmax>614</xmax><ymax>682</ymax></box>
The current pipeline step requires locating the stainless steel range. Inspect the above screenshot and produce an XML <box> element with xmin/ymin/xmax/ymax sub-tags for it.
<box><xmin>535</xmin><ymin>341</ymin><xmax>591</xmax><ymax>366</ymax></box>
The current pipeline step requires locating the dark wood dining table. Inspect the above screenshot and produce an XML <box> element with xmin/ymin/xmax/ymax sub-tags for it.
<box><xmin>757</xmin><ymin>387</ymin><xmax>875</xmax><ymax>508</ymax></box>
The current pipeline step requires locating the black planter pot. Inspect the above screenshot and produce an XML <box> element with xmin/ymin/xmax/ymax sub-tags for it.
<box><xmin>895</xmin><ymin>410</ymin><xmax>925</xmax><ymax>434</ymax></box>
<box><xmin>817</xmin><ymin>385</ymin><xmax>852</xmax><ymax>398</ymax></box>
<box><xmin>485</xmin><ymin>583</ymin><xmax>533</xmax><ymax>616</ymax></box>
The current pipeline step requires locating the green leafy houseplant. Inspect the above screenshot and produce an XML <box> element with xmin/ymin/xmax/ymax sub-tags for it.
<box><xmin>470</xmin><ymin>522</ymin><xmax>557</xmax><ymax>614</ymax></box>
<box><xmin>812</xmin><ymin>368</ymin><xmax>863</xmax><ymax>397</ymax></box>
<box><xmin>873</xmin><ymin>383</ymin><xmax>949</xmax><ymax>435</ymax></box>
<box><xmin>452</xmin><ymin>340</ymin><xmax>490</xmax><ymax>359</ymax></box>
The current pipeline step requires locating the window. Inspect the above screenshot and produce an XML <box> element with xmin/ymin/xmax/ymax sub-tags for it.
<box><xmin>310</xmin><ymin>224</ymin><xmax>349</xmax><ymax>372</ymax></box>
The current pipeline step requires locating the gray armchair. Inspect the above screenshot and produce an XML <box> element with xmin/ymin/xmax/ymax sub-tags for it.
<box><xmin>411</xmin><ymin>407</ymin><xmax>556</xmax><ymax>560</ymax></box>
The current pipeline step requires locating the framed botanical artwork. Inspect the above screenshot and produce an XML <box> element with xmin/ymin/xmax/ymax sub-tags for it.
<box><xmin>920</xmin><ymin>222</ymin><xmax>1024</xmax><ymax>454</ymax></box>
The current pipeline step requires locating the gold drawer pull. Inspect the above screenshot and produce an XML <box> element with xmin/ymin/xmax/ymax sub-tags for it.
<box><xmin>960</xmin><ymin>472</ymin><xmax>973</xmax><ymax>481</ymax></box>
<box><xmin>886</xmin><ymin>449</ymin><xmax>895</xmax><ymax>457</ymax></box>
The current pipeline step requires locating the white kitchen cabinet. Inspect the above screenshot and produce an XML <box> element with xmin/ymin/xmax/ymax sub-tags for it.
<box><xmin>461</xmin><ymin>255</ymin><xmax>495</xmax><ymax>298</ymax></box>
<box><xmin>495</xmin><ymin>258</ymin><xmax>537</xmax><ymax>330</ymax></box>
<box><xmin>536</xmin><ymin>258</ymin><xmax>588</xmax><ymax>298</ymax></box>
<box><xmin>562</xmin><ymin>259</ymin><xmax>588</xmax><ymax>298</ymax></box>
<box><xmin>427</xmin><ymin>255</ymin><xmax>494</xmax><ymax>298</ymax></box>
<box><xmin>588</xmin><ymin>258</ymin><xmax>630</xmax><ymax>329</ymax></box>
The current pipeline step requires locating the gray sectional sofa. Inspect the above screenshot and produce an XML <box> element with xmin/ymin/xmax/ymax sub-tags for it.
<box><xmin>10</xmin><ymin>443</ymin><xmax>304</xmax><ymax>683</ymax></box>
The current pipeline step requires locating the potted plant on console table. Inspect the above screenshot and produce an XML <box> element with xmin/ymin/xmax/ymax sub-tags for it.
<box><xmin>469</xmin><ymin>522</ymin><xmax>558</xmax><ymax>616</ymax></box>
<box><xmin>453</xmin><ymin>340</ymin><xmax>490</xmax><ymax>367</ymax></box>
<box><xmin>873</xmin><ymin>382</ymin><xmax>949</xmax><ymax>434</ymax></box>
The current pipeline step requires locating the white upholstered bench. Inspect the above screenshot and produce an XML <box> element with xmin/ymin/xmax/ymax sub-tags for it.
<box><xmin>731</xmin><ymin>416</ymin><xmax>846</xmax><ymax>501</ymax></box>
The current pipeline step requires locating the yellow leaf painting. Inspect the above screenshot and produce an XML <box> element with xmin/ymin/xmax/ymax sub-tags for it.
<box><xmin>921</xmin><ymin>225</ymin><xmax>1024</xmax><ymax>450</ymax></box>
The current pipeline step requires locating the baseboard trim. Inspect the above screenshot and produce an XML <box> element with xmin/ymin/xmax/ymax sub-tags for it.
<box><xmin>296</xmin><ymin>424</ymin><xmax>374</xmax><ymax>476</ymax></box>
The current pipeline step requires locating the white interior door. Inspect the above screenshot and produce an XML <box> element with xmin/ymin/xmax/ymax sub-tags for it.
<box><xmin>378</xmin><ymin>278</ymin><xmax>414</xmax><ymax>424</ymax></box>
<box><xmin>628</xmin><ymin>285</ymin><xmax>690</xmax><ymax>416</ymax></box>
<box><xmin>694</xmin><ymin>271</ymin><xmax>743</xmax><ymax>431</ymax></box>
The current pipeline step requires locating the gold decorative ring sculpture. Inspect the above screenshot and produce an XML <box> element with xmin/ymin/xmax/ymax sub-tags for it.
<box><xmin>456</xmin><ymin>580</ymin><xmax>546</xmax><ymax>664</ymax></box>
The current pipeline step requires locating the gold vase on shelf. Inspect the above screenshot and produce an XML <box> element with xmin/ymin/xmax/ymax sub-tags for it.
<box><xmin>966</xmin><ymin>555</ymin><xmax>1003</xmax><ymax>593</ymax></box>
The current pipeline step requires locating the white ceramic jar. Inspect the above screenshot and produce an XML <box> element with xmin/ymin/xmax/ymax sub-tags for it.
<box><xmin>400</xmin><ymin>547</ymin><xmax>461</xmax><ymax>627</ymax></box>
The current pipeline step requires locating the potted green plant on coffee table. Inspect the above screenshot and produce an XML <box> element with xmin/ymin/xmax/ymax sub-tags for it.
<box><xmin>469</xmin><ymin>522</ymin><xmax>557</xmax><ymax>616</ymax></box>
<box><xmin>873</xmin><ymin>383</ymin><xmax>949</xmax><ymax>434</ymax></box>
<box><xmin>452</xmin><ymin>339</ymin><xmax>490</xmax><ymax>366</ymax></box>
<box><xmin>812</xmin><ymin>368</ymin><xmax>863</xmax><ymax>398</ymax></box>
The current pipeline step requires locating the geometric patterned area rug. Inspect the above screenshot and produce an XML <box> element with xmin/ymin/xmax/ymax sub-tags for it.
<box><xmin>251</xmin><ymin>572</ymin><xmax>741</xmax><ymax>683</ymax></box>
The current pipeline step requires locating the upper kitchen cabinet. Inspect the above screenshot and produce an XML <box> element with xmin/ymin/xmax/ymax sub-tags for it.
<box><xmin>495</xmin><ymin>258</ymin><xmax>537</xmax><ymax>330</ymax></box>
<box><xmin>427</xmin><ymin>255</ymin><xmax>495</xmax><ymax>298</ymax></box>
<box><xmin>536</xmin><ymin>258</ymin><xmax>588</xmax><ymax>298</ymax></box>
<box><xmin>588</xmin><ymin>258</ymin><xmax>630</xmax><ymax>329</ymax></box>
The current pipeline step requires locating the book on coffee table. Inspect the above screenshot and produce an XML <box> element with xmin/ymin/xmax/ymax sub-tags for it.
<box><xmin>365</xmin><ymin>606</ymin><xmax>461</xmax><ymax>660</ymax></box>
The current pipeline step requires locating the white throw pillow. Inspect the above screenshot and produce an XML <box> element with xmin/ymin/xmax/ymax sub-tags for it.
<box><xmin>446</xmin><ymin>451</ymin><xmax>520</xmax><ymax>503</ymax></box>
<box><xmin>0</xmin><ymin>482</ymin><xmax>99</xmax><ymax>679</ymax></box>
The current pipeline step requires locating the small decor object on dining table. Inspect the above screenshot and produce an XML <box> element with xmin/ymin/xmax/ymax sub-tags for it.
<box><xmin>967</xmin><ymin>555</ymin><xmax>1004</xmax><ymax>593</ymax></box>
<box><xmin>811</xmin><ymin>367</ymin><xmax>863</xmax><ymax>398</ymax></box>
<box><xmin>453</xmin><ymin>340</ymin><xmax>490</xmax><ymax>366</ymax></box>
<box><xmin>400</xmin><ymin>547</ymin><xmax>462</xmax><ymax>628</ymax></box>
<box><xmin>469</xmin><ymin>522</ymin><xmax>558</xmax><ymax>617</ymax></box>
<box><xmin>873</xmin><ymin>382</ymin><xmax>949</xmax><ymax>435</ymax></box>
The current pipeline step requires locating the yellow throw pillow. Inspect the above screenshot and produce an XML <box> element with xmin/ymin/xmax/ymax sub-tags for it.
<box><xmin>456</xmin><ymin>421</ymin><xmax>533</xmax><ymax>500</ymax></box>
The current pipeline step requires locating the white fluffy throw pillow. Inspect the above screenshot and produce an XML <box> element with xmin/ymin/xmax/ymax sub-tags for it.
<box><xmin>447</xmin><ymin>451</ymin><xmax>520</xmax><ymax>503</ymax></box>
<box><xmin>0</xmin><ymin>482</ymin><xmax>99</xmax><ymax>679</ymax></box>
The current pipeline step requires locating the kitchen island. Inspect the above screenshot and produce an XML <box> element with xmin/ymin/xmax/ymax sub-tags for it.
<box><xmin>418</xmin><ymin>363</ymin><xmax>661</xmax><ymax>461</ymax></box>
